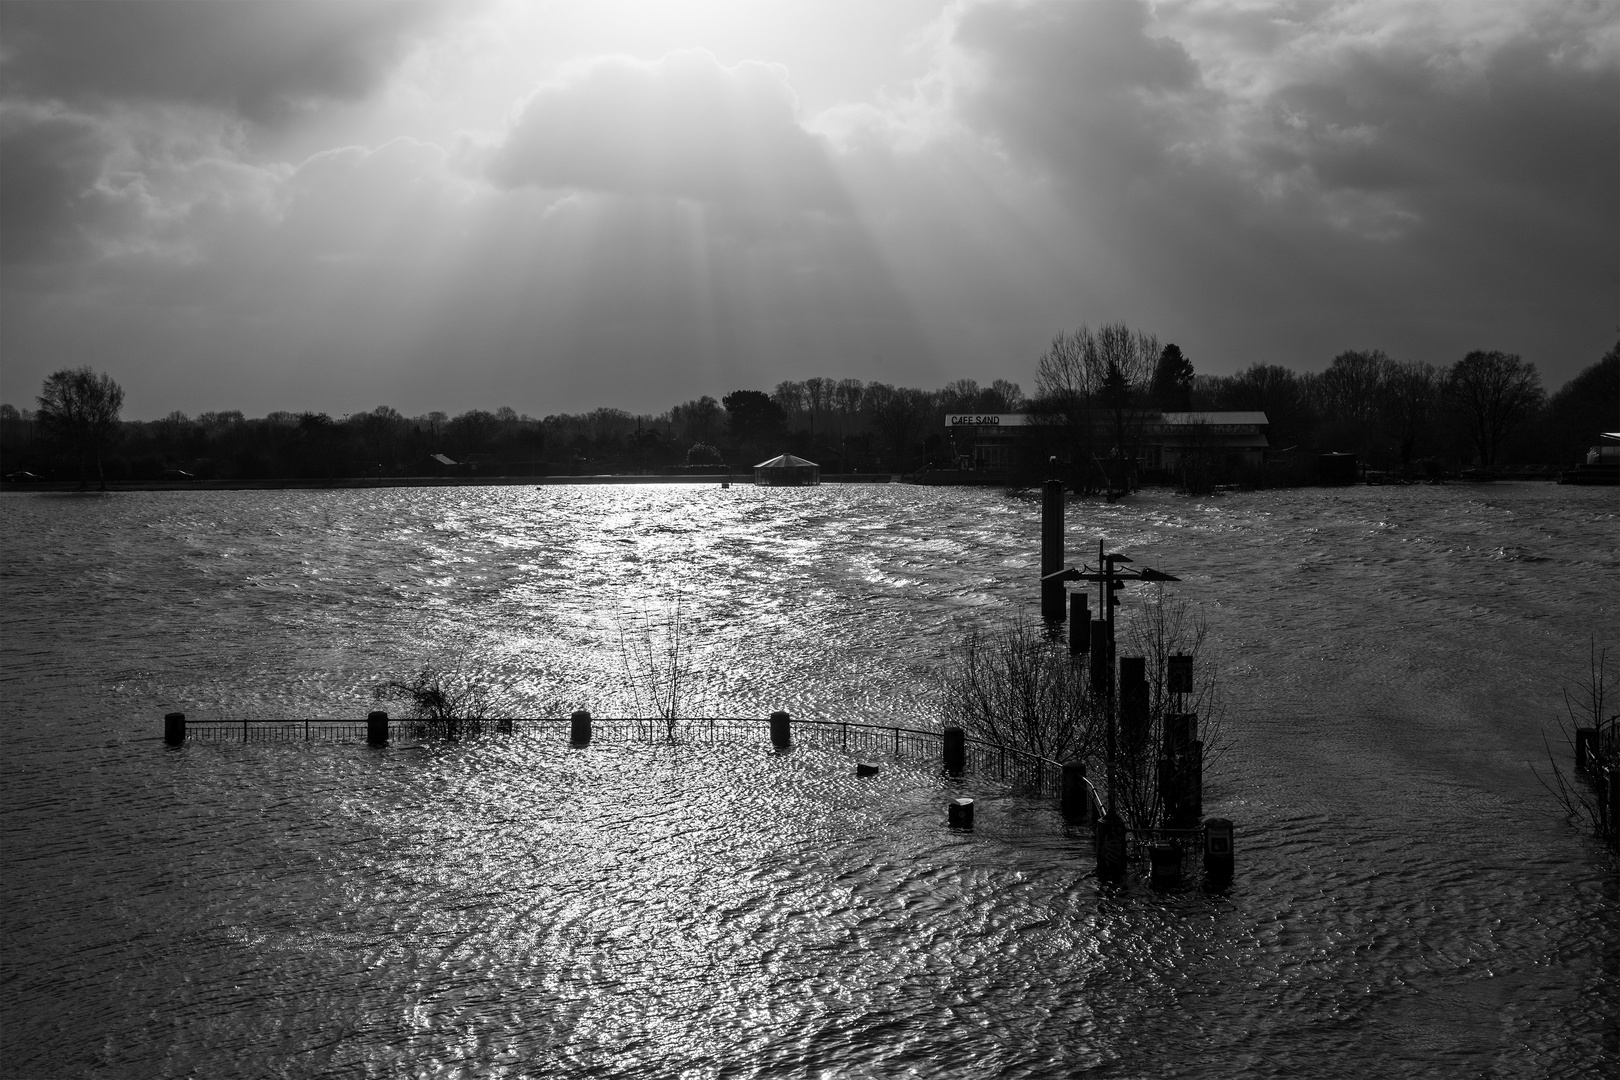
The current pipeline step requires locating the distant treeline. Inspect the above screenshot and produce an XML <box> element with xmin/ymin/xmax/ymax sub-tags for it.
<box><xmin>2</xmin><ymin>339</ymin><xmax>1614</xmax><ymax>485</ymax></box>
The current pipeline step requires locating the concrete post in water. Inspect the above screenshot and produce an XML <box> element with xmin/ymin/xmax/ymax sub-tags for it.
<box><xmin>570</xmin><ymin>709</ymin><xmax>592</xmax><ymax>747</ymax></box>
<box><xmin>943</xmin><ymin>726</ymin><xmax>967</xmax><ymax>777</ymax></box>
<box><xmin>1575</xmin><ymin>727</ymin><xmax>1597</xmax><ymax>772</ymax></box>
<box><xmin>770</xmin><ymin>710</ymin><xmax>792</xmax><ymax>750</ymax></box>
<box><xmin>1041</xmin><ymin>478</ymin><xmax>1065</xmax><ymax>621</ymax></box>
<box><xmin>1204</xmin><ymin>817</ymin><xmax>1234</xmax><ymax>880</ymax></box>
<box><xmin>1095</xmin><ymin>812</ymin><xmax>1126</xmax><ymax>884</ymax></box>
<box><xmin>164</xmin><ymin>712</ymin><xmax>186</xmax><ymax>745</ymax></box>
<box><xmin>1069</xmin><ymin>593</ymin><xmax>1090</xmax><ymax>656</ymax></box>
<box><xmin>948</xmin><ymin>797</ymin><xmax>975</xmax><ymax>830</ymax></box>
<box><xmin>1061</xmin><ymin>760</ymin><xmax>1091</xmax><ymax>824</ymax></box>
<box><xmin>1149</xmin><ymin>842</ymin><xmax>1181</xmax><ymax>888</ymax></box>
<box><xmin>367</xmin><ymin>710</ymin><xmax>389</xmax><ymax>746</ymax></box>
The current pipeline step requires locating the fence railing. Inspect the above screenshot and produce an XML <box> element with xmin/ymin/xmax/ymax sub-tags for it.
<box><xmin>176</xmin><ymin>714</ymin><xmax>1069</xmax><ymax>797</ymax></box>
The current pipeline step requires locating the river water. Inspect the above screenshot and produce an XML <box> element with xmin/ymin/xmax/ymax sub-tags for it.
<box><xmin>1</xmin><ymin>483</ymin><xmax>1615</xmax><ymax>1078</ymax></box>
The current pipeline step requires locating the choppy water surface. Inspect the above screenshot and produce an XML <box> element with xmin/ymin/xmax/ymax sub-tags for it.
<box><xmin>2</xmin><ymin>483</ymin><xmax>1616</xmax><ymax>1078</ymax></box>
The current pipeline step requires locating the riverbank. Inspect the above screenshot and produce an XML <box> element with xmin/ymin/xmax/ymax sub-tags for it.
<box><xmin>0</xmin><ymin>473</ymin><xmax>903</xmax><ymax>493</ymax></box>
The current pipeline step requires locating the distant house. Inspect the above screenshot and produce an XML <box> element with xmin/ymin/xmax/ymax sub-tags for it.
<box><xmin>942</xmin><ymin>411</ymin><xmax>1270</xmax><ymax>473</ymax></box>
<box><xmin>1141</xmin><ymin>413</ymin><xmax>1270</xmax><ymax>472</ymax></box>
<box><xmin>753</xmin><ymin>453</ymin><xmax>820</xmax><ymax>486</ymax></box>
<box><xmin>943</xmin><ymin>413</ymin><xmax>1036</xmax><ymax>469</ymax></box>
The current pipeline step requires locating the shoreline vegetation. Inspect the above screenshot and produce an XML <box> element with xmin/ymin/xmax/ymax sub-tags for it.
<box><xmin>4</xmin><ymin>334</ymin><xmax>1614</xmax><ymax>492</ymax></box>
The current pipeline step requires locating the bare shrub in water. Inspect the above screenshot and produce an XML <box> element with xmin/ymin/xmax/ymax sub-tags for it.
<box><xmin>1536</xmin><ymin>642</ymin><xmax>1617</xmax><ymax>844</ymax></box>
<box><xmin>937</xmin><ymin>609</ymin><xmax>1102</xmax><ymax>764</ymax></box>
<box><xmin>374</xmin><ymin>666</ymin><xmax>493</xmax><ymax>741</ymax></box>
<box><xmin>1114</xmin><ymin>585</ymin><xmax>1225</xmax><ymax>831</ymax></box>
<box><xmin>618</xmin><ymin>592</ymin><xmax>707</xmax><ymax>741</ymax></box>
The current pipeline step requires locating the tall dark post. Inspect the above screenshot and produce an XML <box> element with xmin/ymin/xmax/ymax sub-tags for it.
<box><xmin>769</xmin><ymin>710</ymin><xmax>792</xmax><ymax>750</ymax></box>
<box><xmin>367</xmin><ymin>710</ymin><xmax>389</xmax><ymax>746</ymax></box>
<box><xmin>164</xmin><ymin>712</ymin><xmax>186</xmax><ymax>745</ymax></box>
<box><xmin>1103</xmin><ymin>547</ymin><xmax>1118</xmax><ymax>817</ymax></box>
<box><xmin>1041</xmin><ymin>479</ymin><xmax>1065</xmax><ymax>620</ymax></box>
<box><xmin>943</xmin><ymin>726</ymin><xmax>966</xmax><ymax>777</ymax></box>
<box><xmin>1069</xmin><ymin>593</ymin><xmax>1090</xmax><ymax>656</ymax></box>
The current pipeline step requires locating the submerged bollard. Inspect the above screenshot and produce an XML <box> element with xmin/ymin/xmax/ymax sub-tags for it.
<box><xmin>1095</xmin><ymin>812</ymin><xmax>1126</xmax><ymax>884</ymax></box>
<box><xmin>942</xmin><ymin>726</ymin><xmax>966</xmax><ymax>777</ymax></box>
<box><xmin>770</xmin><ymin>710</ymin><xmax>792</xmax><ymax>750</ymax></box>
<box><xmin>948</xmin><ymin>797</ymin><xmax>975</xmax><ymax>830</ymax></box>
<box><xmin>164</xmin><ymin>711</ymin><xmax>186</xmax><ymax>745</ymax></box>
<box><xmin>1148</xmin><ymin>841</ymin><xmax>1181</xmax><ymax>888</ymax></box>
<box><xmin>1204</xmin><ymin>817</ymin><xmax>1234</xmax><ymax>881</ymax></box>
<box><xmin>570</xmin><ymin>709</ymin><xmax>592</xmax><ymax>747</ymax></box>
<box><xmin>1061</xmin><ymin>760</ymin><xmax>1091</xmax><ymax>824</ymax></box>
<box><xmin>856</xmin><ymin>762</ymin><xmax>880</xmax><ymax>777</ymax></box>
<box><xmin>367</xmin><ymin>710</ymin><xmax>389</xmax><ymax>746</ymax></box>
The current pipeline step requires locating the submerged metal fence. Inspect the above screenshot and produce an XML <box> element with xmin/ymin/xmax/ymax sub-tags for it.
<box><xmin>176</xmin><ymin>713</ymin><xmax>1067</xmax><ymax>798</ymax></box>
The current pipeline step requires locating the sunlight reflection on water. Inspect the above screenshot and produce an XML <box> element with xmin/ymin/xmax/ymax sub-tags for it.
<box><xmin>1</xmin><ymin>483</ymin><xmax>1616</xmax><ymax>1077</ymax></box>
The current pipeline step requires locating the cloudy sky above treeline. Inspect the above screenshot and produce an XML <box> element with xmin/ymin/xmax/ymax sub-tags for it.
<box><xmin>1</xmin><ymin>0</ymin><xmax>1614</xmax><ymax>419</ymax></box>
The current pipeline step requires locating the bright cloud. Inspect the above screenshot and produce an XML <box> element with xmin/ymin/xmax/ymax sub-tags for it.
<box><xmin>0</xmin><ymin>0</ymin><xmax>1612</xmax><ymax>417</ymax></box>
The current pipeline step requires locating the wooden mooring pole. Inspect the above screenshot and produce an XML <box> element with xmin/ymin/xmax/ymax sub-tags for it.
<box><xmin>367</xmin><ymin>710</ymin><xmax>389</xmax><ymax>746</ymax></box>
<box><xmin>770</xmin><ymin>710</ymin><xmax>791</xmax><ymax>750</ymax></box>
<box><xmin>570</xmin><ymin>710</ymin><xmax>592</xmax><ymax>747</ymax></box>
<box><xmin>1041</xmin><ymin>479</ymin><xmax>1065</xmax><ymax>621</ymax></box>
<box><xmin>164</xmin><ymin>712</ymin><xmax>185</xmax><ymax>745</ymax></box>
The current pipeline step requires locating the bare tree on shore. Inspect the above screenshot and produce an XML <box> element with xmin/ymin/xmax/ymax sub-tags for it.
<box><xmin>36</xmin><ymin>367</ymin><xmax>124</xmax><ymax>490</ymax></box>
<box><xmin>1445</xmin><ymin>350</ymin><xmax>1544</xmax><ymax>469</ymax></box>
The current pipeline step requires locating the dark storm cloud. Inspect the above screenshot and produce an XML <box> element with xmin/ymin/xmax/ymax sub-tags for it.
<box><xmin>490</xmin><ymin>50</ymin><xmax>848</xmax><ymax>210</ymax></box>
<box><xmin>940</xmin><ymin>0</ymin><xmax>1617</xmax><ymax>369</ymax></box>
<box><xmin>0</xmin><ymin>0</ymin><xmax>455</xmax><ymax>120</ymax></box>
<box><xmin>952</xmin><ymin>0</ymin><xmax>1204</xmax><ymax>187</ymax></box>
<box><xmin>0</xmin><ymin>107</ymin><xmax>118</xmax><ymax>266</ymax></box>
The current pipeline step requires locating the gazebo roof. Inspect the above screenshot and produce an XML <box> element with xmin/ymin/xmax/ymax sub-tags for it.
<box><xmin>753</xmin><ymin>453</ymin><xmax>819</xmax><ymax>469</ymax></box>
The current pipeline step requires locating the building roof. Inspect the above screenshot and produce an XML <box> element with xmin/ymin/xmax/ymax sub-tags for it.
<box><xmin>754</xmin><ymin>453</ymin><xmax>819</xmax><ymax>469</ymax></box>
<box><xmin>1156</xmin><ymin>412</ymin><xmax>1269</xmax><ymax>426</ymax></box>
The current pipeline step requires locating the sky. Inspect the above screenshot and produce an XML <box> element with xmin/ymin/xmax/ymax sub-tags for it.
<box><xmin>1</xmin><ymin>0</ymin><xmax>1614</xmax><ymax>420</ymax></box>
